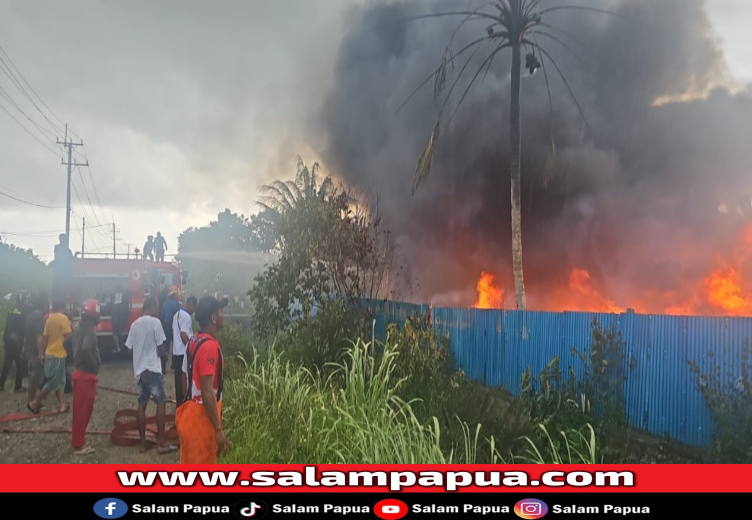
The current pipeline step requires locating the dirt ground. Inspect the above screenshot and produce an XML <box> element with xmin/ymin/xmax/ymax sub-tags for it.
<box><xmin>0</xmin><ymin>355</ymin><xmax>180</xmax><ymax>464</ymax></box>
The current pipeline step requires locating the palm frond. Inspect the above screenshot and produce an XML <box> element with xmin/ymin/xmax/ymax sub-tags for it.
<box><xmin>538</xmin><ymin>22</ymin><xmax>599</xmax><ymax>59</ymax></box>
<box><xmin>538</xmin><ymin>5</ymin><xmax>626</xmax><ymax>20</ymax></box>
<box><xmin>448</xmin><ymin>3</ymin><xmax>497</xmax><ymax>44</ymax></box>
<box><xmin>413</xmin><ymin>111</ymin><xmax>442</xmax><ymax>195</ymax></box>
<box><xmin>397</xmin><ymin>37</ymin><xmax>486</xmax><ymax>113</ymax></box>
<box><xmin>256</xmin><ymin>195</ymin><xmax>290</xmax><ymax>214</ymax></box>
<box><xmin>259</xmin><ymin>181</ymin><xmax>299</xmax><ymax>211</ymax></box>
<box><xmin>524</xmin><ymin>0</ymin><xmax>545</xmax><ymax>17</ymax></box>
<box><xmin>529</xmin><ymin>30</ymin><xmax>590</xmax><ymax>70</ymax></box>
<box><xmin>448</xmin><ymin>42</ymin><xmax>511</xmax><ymax>126</ymax></box>
<box><xmin>400</xmin><ymin>11</ymin><xmax>501</xmax><ymax>25</ymax></box>
<box><xmin>435</xmin><ymin>46</ymin><xmax>454</xmax><ymax>99</ymax></box>
<box><xmin>439</xmin><ymin>38</ymin><xmax>491</xmax><ymax>110</ymax></box>
<box><xmin>524</xmin><ymin>41</ymin><xmax>590</xmax><ymax>131</ymax></box>
<box><xmin>532</xmin><ymin>33</ymin><xmax>556</xmax><ymax>188</ymax></box>
<box><xmin>318</xmin><ymin>176</ymin><xmax>335</xmax><ymax>201</ymax></box>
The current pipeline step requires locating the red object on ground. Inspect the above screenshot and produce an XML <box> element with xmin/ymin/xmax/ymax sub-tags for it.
<box><xmin>71</xmin><ymin>369</ymin><xmax>98</xmax><ymax>448</ymax></box>
<box><xmin>0</xmin><ymin>410</ymin><xmax>61</xmax><ymax>423</ymax></box>
<box><xmin>0</xmin><ymin>385</ymin><xmax>177</xmax><ymax>446</ymax></box>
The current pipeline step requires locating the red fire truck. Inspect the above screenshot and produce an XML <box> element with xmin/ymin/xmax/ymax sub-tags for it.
<box><xmin>64</xmin><ymin>256</ymin><xmax>186</xmax><ymax>351</ymax></box>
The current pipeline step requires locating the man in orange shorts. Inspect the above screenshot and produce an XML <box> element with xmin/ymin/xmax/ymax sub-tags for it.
<box><xmin>176</xmin><ymin>296</ymin><xmax>230</xmax><ymax>463</ymax></box>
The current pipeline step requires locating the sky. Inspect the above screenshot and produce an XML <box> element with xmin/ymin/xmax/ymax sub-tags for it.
<box><xmin>0</xmin><ymin>0</ymin><xmax>749</xmax><ymax>263</ymax></box>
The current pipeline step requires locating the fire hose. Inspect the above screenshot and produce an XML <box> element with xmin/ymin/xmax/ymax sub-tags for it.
<box><xmin>0</xmin><ymin>386</ymin><xmax>178</xmax><ymax>447</ymax></box>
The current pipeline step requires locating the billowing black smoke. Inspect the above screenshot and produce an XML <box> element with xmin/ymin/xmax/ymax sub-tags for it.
<box><xmin>318</xmin><ymin>0</ymin><xmax>752</xmax><ymax>312</ymax></box>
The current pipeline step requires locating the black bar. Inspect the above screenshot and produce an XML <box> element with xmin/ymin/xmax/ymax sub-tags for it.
<box><xmin>5</xmin><ymin>492</ymin><xmax>742</xmax><ymax>518</ymax></box>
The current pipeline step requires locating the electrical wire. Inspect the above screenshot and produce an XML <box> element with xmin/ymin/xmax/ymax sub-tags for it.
<box><xmin>0</xmin><ymin>99</ymin><xmax>60</xmax><ymax>156</ymax></box>
<box><xmin>0</xmin><ymin>187</ymin><xmax>62</xmax><ymax>208</ymax></box>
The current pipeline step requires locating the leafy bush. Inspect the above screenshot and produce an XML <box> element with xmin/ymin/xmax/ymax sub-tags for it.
<box><xmin>689</xmin><ymin>341</ymin><xmax>752</xmax><ymax>463</ymax></box>
<box><xmin>520</xmin><ymin>319</ymin><xmax>634</xmax><ymax>456</ymax></box>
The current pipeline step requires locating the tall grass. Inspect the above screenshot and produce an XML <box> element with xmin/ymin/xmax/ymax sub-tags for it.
<box><xmin>223</xmin><ymin>337</ymin><xmax>480</xmax><ymax>463</ymax></box>
<box><xmin>222</xmin><ymin>332</ymin><xmax>600</xmax><ymax>464</ymax></box>
<box><xmin>511</xmin><ymin>424</ymin><xmax>600</xmax><ymax>464</ymax></box>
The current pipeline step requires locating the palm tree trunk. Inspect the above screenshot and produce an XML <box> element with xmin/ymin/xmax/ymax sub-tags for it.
<box><xmin>510</xmin><ymin>41</ymin><xmax>527</xmax><ymax>310</ymax></box>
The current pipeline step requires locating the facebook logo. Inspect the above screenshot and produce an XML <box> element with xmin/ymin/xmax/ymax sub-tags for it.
<box><xmin>93</xmin><ymin>498</ymin><xmax>128</xmax><ymax>518</ymax></box>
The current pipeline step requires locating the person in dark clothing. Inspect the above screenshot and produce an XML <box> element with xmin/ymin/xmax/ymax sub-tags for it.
<box><xmin>23</xmin><ymin>293</ymin><xmax>47</xmax><ymax>405</ymax></box>
<box><xmin>154</xmin><ymin>232</ymin><xmax>167</xmax><ymax>263</ymax></box>
<box><xmin>143</xmin><ymin>236</ymin><xmax>155</xmax><ymax>262</ymax></box>
<box><xmin>0</xmin><ymin>293</ymin><xmax>28</xmax><ymax>392</ymax></box>
<box><xmin>71</xmin><ymin>299</ymin><xmax>101</xmax><ymax>455</ymax></box>
<box><xmin>52</xmin><ymin>234</ymin><xmax>73</xmax><ymax>301</ymax></box>
<box><xmin>160</xmin><ymin>286</ymin><xmax>180</xmax><ymax>368</ymax></box>
<box><xmin>112</xmin><ymin>289</ymin><xmax>131</xmax><ymax>351</ymax></box>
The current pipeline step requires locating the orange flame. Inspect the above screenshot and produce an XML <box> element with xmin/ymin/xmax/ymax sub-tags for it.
<box><xmin>705</xmin><ymin>267</ymin><xmax>751</xmax><ymax>316</ymax></box>
<box><xmin>567</xmin><ymin>268</ymin><xmax>626</xmax><ymax>314</ymax></box>
<box><xmin>474</xmin><ymin>272</ymin><xmax>503</xmax><ymax>309</ymax></box>
<box><xmin>467</xmin><ymin>223</ymin><xmax>752</xmax><ymax>317</ymax></box>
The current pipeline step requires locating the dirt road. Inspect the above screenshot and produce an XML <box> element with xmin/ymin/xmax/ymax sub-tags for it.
<box><xmin>0</xmin><ymin>356</ymin><xmax>180</xmax><ymax>463</ymax></box>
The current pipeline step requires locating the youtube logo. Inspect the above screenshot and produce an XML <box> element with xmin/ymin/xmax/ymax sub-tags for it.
<box><xmin>374</xmin><ymin>499</ymin><xmax>408</xmax><ymax>520</ymax></box>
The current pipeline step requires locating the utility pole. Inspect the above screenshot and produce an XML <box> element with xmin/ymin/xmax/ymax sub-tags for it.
<box><xmin>112</xmin><ymin>223</ymin><xmax>116</xmax><ymax>259</ymax></box>
<box><xmin>126</xmin><ymin>243</ymin><xmax>131</xmax><ymax>259</ymax></box>
<box><xmin>56</xmin><ymin>124</ymin><xmax>87</xmax><ymax>240</ymax></box>
<box><xmin>81</xmin><ymin>217</ymin><xmax>85</xmax><ymax>258</ymax></box>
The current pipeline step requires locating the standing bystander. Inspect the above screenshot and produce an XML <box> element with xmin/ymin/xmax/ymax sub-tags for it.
<box><xmin>71</xmin><ymin>299</ymin><xmax>101</xmax><ymax>455</ymax></box>
<box><xmin>125</xmin><ymin>298</ymin><xmax>176</xmax><ymax>454</ymax></box>
<box><xmin>175</xmin><ymin>296</ymin><xmax>230</xmax><ymax>463</ymax></box>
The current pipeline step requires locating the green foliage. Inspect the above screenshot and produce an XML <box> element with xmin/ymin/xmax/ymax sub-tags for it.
<box><xmin>689</xmin><ymin>342</ymin><xmax>752</xmax><ymax>463</ymax></box>
<box><xmin>384</xmin><ymin>314</ymin><xmax>454</xmax><ymax>418</ymax></box>
<box><xmin>176</xmin><ymin>209</ymin><xmax>277</xmax><ymax>297</ymax></box>
<box><xmin>0</xmin><ymin>239</ymin><xmax>50</xmax><ymax>297</ymax></box>
<box><xmin>218</xmin><ymin>324</ymin><xmax>258</xmax><ymax>379</ymax></box>
<box><xmin>277</xmin><ymin>300</ymin><xmax>362</xmax><ymax>371</ymax></box>
<box><xmin>220</xmin><ymin>324</ymin><xmax>604</xmax><ymax>465</ymax></box>
<box><xmin>519</xmin><ymin>319</ymin><xmax>635</xmax><ymax>456</ymax></box>
<box><xmin>178</xmin><ymin>208</ymin><xmax>277</xmax><ymax>254</ymax></box>
<box><xmin>250</xmin><ymin>166</ymin><xmax>396</xmax><ymax>343</ymax></box>
<box><xmin>223</xmin><ymin>336</ymin><xmax>481</xmax><ymax>464</ymax></box>
<box><xmin>510</xmin><ymin>424</ymin><xmax>601</xmax><ymax>464</ymax></box>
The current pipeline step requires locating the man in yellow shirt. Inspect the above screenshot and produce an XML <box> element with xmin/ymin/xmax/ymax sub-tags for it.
<box><xmin>28</xmin><ymin>299</ymin><xmax>71</xmax><ymax>414</ymax></box>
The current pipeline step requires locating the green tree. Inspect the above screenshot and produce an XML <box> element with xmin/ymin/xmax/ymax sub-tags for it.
<box><xmin>0</xmin><ymin>238</ymin><xmax>51</xmax><ymax>297</ymax></box>
<box><xmin>177</xmin><ymin>209</ymin><xmax>277</xmax><ymax>297</ymax></box>
<box><xmin>250</xmin><ymin>177</ymin><xmax>397</xmax><ymax>341</ymax></box>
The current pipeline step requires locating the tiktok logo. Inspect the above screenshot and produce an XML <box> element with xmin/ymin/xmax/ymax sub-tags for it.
<box><xmin>233</xmin><ymin>500</ymin><xmax>268</xmax><ymax>519</ymax></box>
<box><xmin>241</xmin><ymin>503</ymin><xmax>262</xmax><ymax>516</ymax></box>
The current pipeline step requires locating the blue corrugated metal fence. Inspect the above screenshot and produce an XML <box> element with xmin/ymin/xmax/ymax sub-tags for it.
<box><xmin>363</xmin><ymin>299</ymin><xmax>752</xmax><ymax>447</ymax></box>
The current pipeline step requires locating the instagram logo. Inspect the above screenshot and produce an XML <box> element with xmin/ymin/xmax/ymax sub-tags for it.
<box><xmin>514</xmin><ymin>499</ymin><xmax>548</xmax><ymax>519</ymax></box>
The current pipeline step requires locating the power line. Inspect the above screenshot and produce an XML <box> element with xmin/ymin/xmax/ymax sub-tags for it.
<box><xmin>77</xmin><ymin>147</ymin><xmax>111</xmax><ymax>226</ymax></box>
<box><xmin>0</xmin><ymin>99</ymin><xmax>60</xmax><ymax>156</ymax></box>
<box><xmin>0</xmin><ymin>85</ymin><xmax>58</xmax><ymax>142</ymax></box>
<box><xmin>0</xmin><ymin>223</ymin><xmax>109</xmax><ymax>236</ymax></box>
<box><xmin>0</xmin><ymin>187</ymin><xmax>62</xmax><ymax>208</ymax></box>
<box><xmin>0</xmin><ymin>44</ymin><xmax>67</xmax><ymax>136</ymax></box>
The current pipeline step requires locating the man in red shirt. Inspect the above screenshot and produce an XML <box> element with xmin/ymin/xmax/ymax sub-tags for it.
<box><xmin>175</xmin><ymin>296</ymin><xmax>230</xmax><ymax>463</ymax></box>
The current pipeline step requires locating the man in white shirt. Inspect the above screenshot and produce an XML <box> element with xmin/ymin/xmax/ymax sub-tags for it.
<box><xmin>125</xmin><ymin>297</ymin><xmax>175</xmax><ymax>454</ymax></box>
<box><xmin>171</xmin><ymin>295</ymin><xmax>196</xmax><ymax>405</ymax></box>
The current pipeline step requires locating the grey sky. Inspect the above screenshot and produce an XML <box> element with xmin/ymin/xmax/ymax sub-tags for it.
<box><xmin>0</xmin><ymin>0</ymin><xmax>748</xmax><ymax>261</ymax></box>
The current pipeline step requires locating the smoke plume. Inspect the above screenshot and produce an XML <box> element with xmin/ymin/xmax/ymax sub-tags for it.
<box><xmin>317</xmin><ymin>0</ymin><xmax>752</xmax><ymax>314</ymax></box>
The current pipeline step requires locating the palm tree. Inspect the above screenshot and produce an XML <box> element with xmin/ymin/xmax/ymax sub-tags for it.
<box><xmin>257</xmin><ymin>155</ymin><xmax>335</xmax><ymax>216</ymax></box>
<box><xmin>404</xmin><ymin>1</ymin><xmax>618</xmax><ymax>310</ymax></box>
